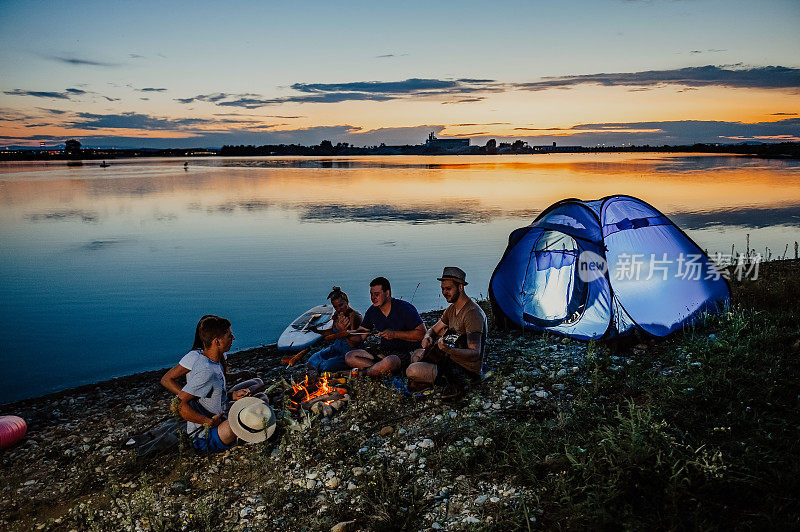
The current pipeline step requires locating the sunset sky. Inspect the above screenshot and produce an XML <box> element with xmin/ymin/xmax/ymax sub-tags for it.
<box><xmin>1</xmin><ymin>0</ymin><xmax>799</xmax><ymax>148</ymax></box>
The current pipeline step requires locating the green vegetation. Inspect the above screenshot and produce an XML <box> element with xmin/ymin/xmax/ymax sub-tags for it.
<box><xmin>438</xmin><ymin>305</ymin><xmax>800</xmax><ymax>529</ymax></box>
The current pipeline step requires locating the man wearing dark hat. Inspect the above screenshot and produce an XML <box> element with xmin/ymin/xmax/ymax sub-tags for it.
<box><xmin>406</xmin><ymin>267</ymin><xmax>487</xmax><ymax>395</ymax></box>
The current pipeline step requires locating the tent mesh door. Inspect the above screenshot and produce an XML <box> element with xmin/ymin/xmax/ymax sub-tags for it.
<box><xmin>522</xmin><ymin>231</ymin><xmax>586</xmax><ymax>327</ymax></box>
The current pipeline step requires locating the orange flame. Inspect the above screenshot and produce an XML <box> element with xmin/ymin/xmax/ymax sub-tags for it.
<box><xmin>290</xmin><ymin>374</ymin><xmax>338</xmax><ymax>408</ymax></box>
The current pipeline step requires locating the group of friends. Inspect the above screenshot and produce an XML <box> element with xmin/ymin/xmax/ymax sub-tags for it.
<box><xmin>161</xmin><ymin>266</ymin><xmax>487</xmax><ymax>453</ymax></box>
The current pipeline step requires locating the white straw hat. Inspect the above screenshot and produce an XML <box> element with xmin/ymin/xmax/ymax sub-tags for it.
<box><xmin>228</xmin><ymin>397</ymin><xmax>276</xmax><ymax>443</ymax></box>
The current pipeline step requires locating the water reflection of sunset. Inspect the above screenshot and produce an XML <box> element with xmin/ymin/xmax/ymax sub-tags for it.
<box><xmin>2</xmin><ymin>155</ymin><xmax>799</xmax><ymax>221</ymax></box>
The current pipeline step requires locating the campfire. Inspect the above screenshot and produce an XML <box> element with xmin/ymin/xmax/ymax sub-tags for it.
<box><xmin>287</xmin><ymin>373</ymin><xmax>350</xmax><ymax>418</ymax></box>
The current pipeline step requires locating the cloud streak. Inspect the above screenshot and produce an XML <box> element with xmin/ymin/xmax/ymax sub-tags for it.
<box><xmin>4</xmin><ymin>87</ymin><xmax>95</xmax><ymax>100</ymax></box>
<box><xmin>175</xmin><ymin>78</ymin><xmax>503</xmax><ymax>108</ymax></box>
<box><xmin>175</xmin><ymin>92</ymin><xmax>235</xmax><ymax>104</ymax></box>
<box><xmin>36</xmin><ymin>108</ymin><xmax>68</xmax><ymax>115</ymax></box>
<box><xmin>441</xmin><ymin>97</ymin><xmax>485</xmax><ymax>104</ymax></box>
<box><xmin>47</xmin><ymin>55</ymin><xmax>120</xmax><ymax>67</ymax></box>
<box><xmin>68</xmin><ymin>112</ymin><xmax>211</xmax><ymax>130</ymax></box>
<box><xmin>291</xmin><ymin>78</ymin><xmax>462</xmax><ymax>94</ymax></box>
<box><xmin>516</xmin><ymin>65</ymin><xmax>800</xmax><ymax>91</ymax></box>
<box><xmin>451</xmin><ymin>122</ymin><xmax>511</xmax><ymax>127</ymax></box>
<box><xmin>492</xmin><ymin>118</ymin><xmax>800</xmax><ymax>146</ymax></box>
<box><xmin>219</xmin><ymin>92</ymin><xmax>396</xmax><ymax>108</ymax></box>
<box><xmin>4</xmin><ymin>89</ymin><xmax>73</xmax><ymax>100</ymax></box>
<box><xmin>172</xmin><ymin>65</ymin><xmax>799</xmax><ymax>111</ymax></box>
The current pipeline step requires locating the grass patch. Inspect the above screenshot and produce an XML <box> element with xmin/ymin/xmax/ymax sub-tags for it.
<box><xmin>440</xmin><ymin>302</ymin><xmax>800</xmax><ymax>529</ymax></box>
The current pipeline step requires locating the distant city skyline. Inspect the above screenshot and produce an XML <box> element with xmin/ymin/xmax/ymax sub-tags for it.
<box><xmin>1</xmin><ymin>0</ymin><xmax>799</xmax><ymax>148</ymax></box>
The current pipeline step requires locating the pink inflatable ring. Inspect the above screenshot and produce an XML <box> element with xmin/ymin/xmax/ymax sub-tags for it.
<box><xmin>0</xmin><ymin>415</ymin><xmax>27</xmax><ymax>449</ymax></box>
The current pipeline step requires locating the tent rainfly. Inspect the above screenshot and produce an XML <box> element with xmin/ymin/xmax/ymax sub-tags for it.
<box><xmin>489</xmin><ymin>195</ymin><xmax>730</xmax><ymax>339</ymax></box>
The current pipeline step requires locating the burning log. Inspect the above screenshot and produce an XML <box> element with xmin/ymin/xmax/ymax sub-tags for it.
<box><xmin>286</xmin><ymin>373</ymin><xmax>350</xmax><ymax>417</ymax></box>
<box><xmin>302</xmin><ymin>391</ymin><xmax>344</xmax><ymax>410</ymax></box>
<box><xmin>285</xmin><ymin>372</ymin><xmax>353</xmax><ymax>418</ymax></box>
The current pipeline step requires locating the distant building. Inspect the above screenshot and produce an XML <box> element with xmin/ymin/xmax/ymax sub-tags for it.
<box><xmin>425</xmin><ymin>132</ymin><xmax>469</xmax><ymax>152</ymax></box>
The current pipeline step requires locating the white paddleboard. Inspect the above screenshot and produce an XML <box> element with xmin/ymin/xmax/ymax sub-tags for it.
<box><xmin>277</xmin><ymin>304</ymin><xmax>334</xmax><ymax>351</ymax></box>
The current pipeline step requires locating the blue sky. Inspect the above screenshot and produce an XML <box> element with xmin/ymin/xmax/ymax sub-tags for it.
<box><xmin>1</xmin><ymin>0</ymin><xmax>799</xmax><ymax>147</ymax></box>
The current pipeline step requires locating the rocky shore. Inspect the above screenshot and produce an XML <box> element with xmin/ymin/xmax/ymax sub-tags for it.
<box><xmin>0</xmin><ymin>305</ymin><xmax>602</xmax><ymax>531</ymax></box>
<box><xmin>2</xmin><ymin>260</ymin><xmax>798</xmax><ymax>531</ymax></box>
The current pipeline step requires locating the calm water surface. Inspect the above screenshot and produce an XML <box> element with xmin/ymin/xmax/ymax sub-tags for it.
<box><xmin>1</xmin><ymin>154</ymin><xmax>799</xmax><ymax>403</ymax></box>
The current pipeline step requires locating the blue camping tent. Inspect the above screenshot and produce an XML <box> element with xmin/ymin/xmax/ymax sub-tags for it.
<box><xmin>489</xmin><ymin>195</ymin><xmax>730</xmax><ymax>339</ymax></box>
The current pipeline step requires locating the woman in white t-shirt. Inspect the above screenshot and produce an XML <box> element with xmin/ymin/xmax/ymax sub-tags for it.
<box><xmin>161</xmin><ymin>315</ymin><xmax>265</xmax><ymax>401</ymax></box>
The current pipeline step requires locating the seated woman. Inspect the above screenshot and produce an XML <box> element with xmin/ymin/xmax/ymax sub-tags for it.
<box><xmin>307</xmin><ymin>287</ymin><xmax>363</xmax><ymax>375</ymax></box>
<box><xmin>161</xmin><ymin>315</ymin><xmax>266</xmax><ymax>406</ymax></box>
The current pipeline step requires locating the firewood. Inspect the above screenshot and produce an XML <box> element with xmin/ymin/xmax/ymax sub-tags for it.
<box><xmin>301</xmin><ymin>391</ymin><xmax>343</xmax><ymax>409</ymax></box>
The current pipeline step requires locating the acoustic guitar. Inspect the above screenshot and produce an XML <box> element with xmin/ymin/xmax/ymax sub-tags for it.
<box><xmin>421</xmin><ymin>330</ymin><xmax>467</xmax><ymax>364</ymax></box>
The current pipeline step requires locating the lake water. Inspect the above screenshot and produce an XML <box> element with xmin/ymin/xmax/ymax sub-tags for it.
<box><xmin>1</xmin><ymin>153</ymin><xmax>799</xmax><ymax>404</ymax></box>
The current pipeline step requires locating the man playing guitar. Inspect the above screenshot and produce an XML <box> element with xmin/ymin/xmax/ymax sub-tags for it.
<box><xmin>406</xmin><ymin>267</ymin><xmax>487</xmax><ymax>397</ymax></box>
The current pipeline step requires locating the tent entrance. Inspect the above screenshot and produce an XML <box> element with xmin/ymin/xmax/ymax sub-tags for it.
<box><xmin>522</xmin><ymin>231</ymin><xmax>587</xmax><ymax>328</ymax></box>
